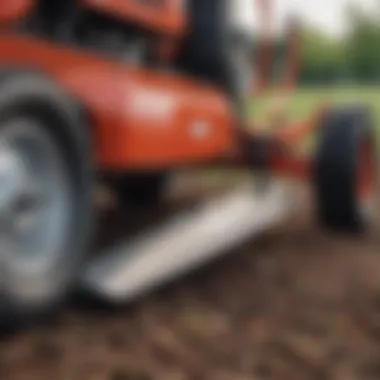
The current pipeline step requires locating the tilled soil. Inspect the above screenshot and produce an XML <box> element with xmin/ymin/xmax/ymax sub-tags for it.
<box><xmin>2</xmin><ymin>177</ymin><xmax>380</xmax><ymax>380</ymax></box>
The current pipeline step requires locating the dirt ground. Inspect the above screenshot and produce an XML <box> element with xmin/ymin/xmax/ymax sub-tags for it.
<box><xmin>2</xmin><ymin>174</ymin><xmax>380</xmax><ymax>380</ymax></box>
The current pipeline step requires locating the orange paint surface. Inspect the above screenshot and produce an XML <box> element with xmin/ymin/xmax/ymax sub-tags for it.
<box><xmin>0</xmin><ymin>34</ymin><xmax>236</xmax><ymax>170</ymax></box>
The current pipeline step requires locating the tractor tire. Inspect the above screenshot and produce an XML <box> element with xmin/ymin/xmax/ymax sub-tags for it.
<box><xmin>315</xmin><ymin>106</ymin><xmax>377</xmax><ymax>234</ymax></box>
<box><xmin>177</xmin><ymin>0</ymin><xmax>256</xmax><ymax>117</ymax></box>
<box><xmin>109</xmin><ymin>173</ymin><xmax>169</xmax><ymax>208</ymax></box>
<box><xmin>0</xmin><ymin>70</ymin><xmax>94</xmax><ymax>326</ymax></box>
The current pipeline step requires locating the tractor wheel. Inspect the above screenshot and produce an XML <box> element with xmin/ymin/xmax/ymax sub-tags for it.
<box><xmin>0</xmin><ymin>71</ymin><xmax>93</xmax><ymax>326</ymax></box>
<box><xmin>109</xmin><ymin>173</ymin><xmax>169</xmax><ymax>208</ymax></box>
<box><xmin>315</xmin><ymin>106</ymin><xmax>377</xmax><ymax>234</ymax></box>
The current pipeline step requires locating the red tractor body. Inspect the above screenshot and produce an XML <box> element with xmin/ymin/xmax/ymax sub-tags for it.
<box><xmin>0</xmin><ymin>34</ymin><xmax>235</xmax><ymax>169</ymax></box>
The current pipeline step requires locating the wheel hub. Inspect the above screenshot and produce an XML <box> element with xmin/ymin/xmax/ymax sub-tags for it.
<box><xmin>0</xmin><ymin>143</ymin><xmax>25</xmax><ymax>217</ymax></box>
<box><xmin>0</xmin><ymin>119</ymin><xmax>72</xmax><ymax>292</ymax></box>
<box><xmin>0</xmin><ymin>139</ymin><xmax>48</xmax><ymax>259</ymax></box>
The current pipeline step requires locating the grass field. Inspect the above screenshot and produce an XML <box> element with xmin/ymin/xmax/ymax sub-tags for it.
<box><xmin>251</xmin><ymin>86</ymin><xmax>380</xmax><ymax>125</ymax></box>
<box><xmin>248</xmin><ymin>85</ymin><xmax>380</xmax><ymax>156</ymax></box>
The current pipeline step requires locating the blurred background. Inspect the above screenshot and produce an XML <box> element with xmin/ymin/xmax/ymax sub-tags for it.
<box><xmin>262</xmin><ymin>0</ymin><xmax>380</xmax><ymax>123</ymax></box>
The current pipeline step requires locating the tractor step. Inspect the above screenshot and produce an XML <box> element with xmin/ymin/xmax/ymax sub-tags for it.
<box><xmin>80</xmin><ymin>181</ymin><xmax>296</xmax><ymax>303</ymax></box>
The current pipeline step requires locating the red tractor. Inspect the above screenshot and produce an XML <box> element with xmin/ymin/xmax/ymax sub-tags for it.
<box><xmin>0</xmin><ymin>0</ymin><xmax>377</xmax><ymax>325</ymax></box>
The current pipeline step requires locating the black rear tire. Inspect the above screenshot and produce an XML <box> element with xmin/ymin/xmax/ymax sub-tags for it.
<box><xmin>315</xmin><ymin>106</ymin><xmax>377</xmax><ymax>234</ymax></box>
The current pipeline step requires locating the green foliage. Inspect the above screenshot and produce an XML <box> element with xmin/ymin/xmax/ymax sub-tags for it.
<box><xmin>298</xmin><ymin>2</ymin><xmax>380</xmax><ymax>84</ymax></box>
<box><xmin>345</xmin><ymin>5</ymin><xmax>380</xmax><ymax>81</ymax></box>
<box><xmin>300</xmin><ymin>28</ymin><xmax>344</xmax><ymax>83</ymax></box>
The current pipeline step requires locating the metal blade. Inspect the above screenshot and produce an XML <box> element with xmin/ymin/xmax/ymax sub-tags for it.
<box><xmin>81</xmin><ymin>181</ymin><xmax>296</xmax><ymax>303</ymax></box>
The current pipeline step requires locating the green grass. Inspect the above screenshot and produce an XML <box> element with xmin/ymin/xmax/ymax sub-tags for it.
<box><xmin>250</xmin><ymin>86</ymin><xmax>380</xmax><ymax>125</ymax></box>
<box><xmin>248</xmin><ymin>86</ymin><xmax>380</xmax><ymax>153</ymax></box>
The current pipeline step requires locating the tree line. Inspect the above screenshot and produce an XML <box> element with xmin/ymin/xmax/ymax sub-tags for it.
<box><xmin>276</xmin><ymin>4</ymin><xmax>380</xmax><ymax>85</ymax></box>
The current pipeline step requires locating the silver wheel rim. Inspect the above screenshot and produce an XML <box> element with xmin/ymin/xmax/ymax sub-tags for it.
<box><xmin>0</xmin><ymin>118</ymin><xmax>73</xmax><ymax>304</ymax></box>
